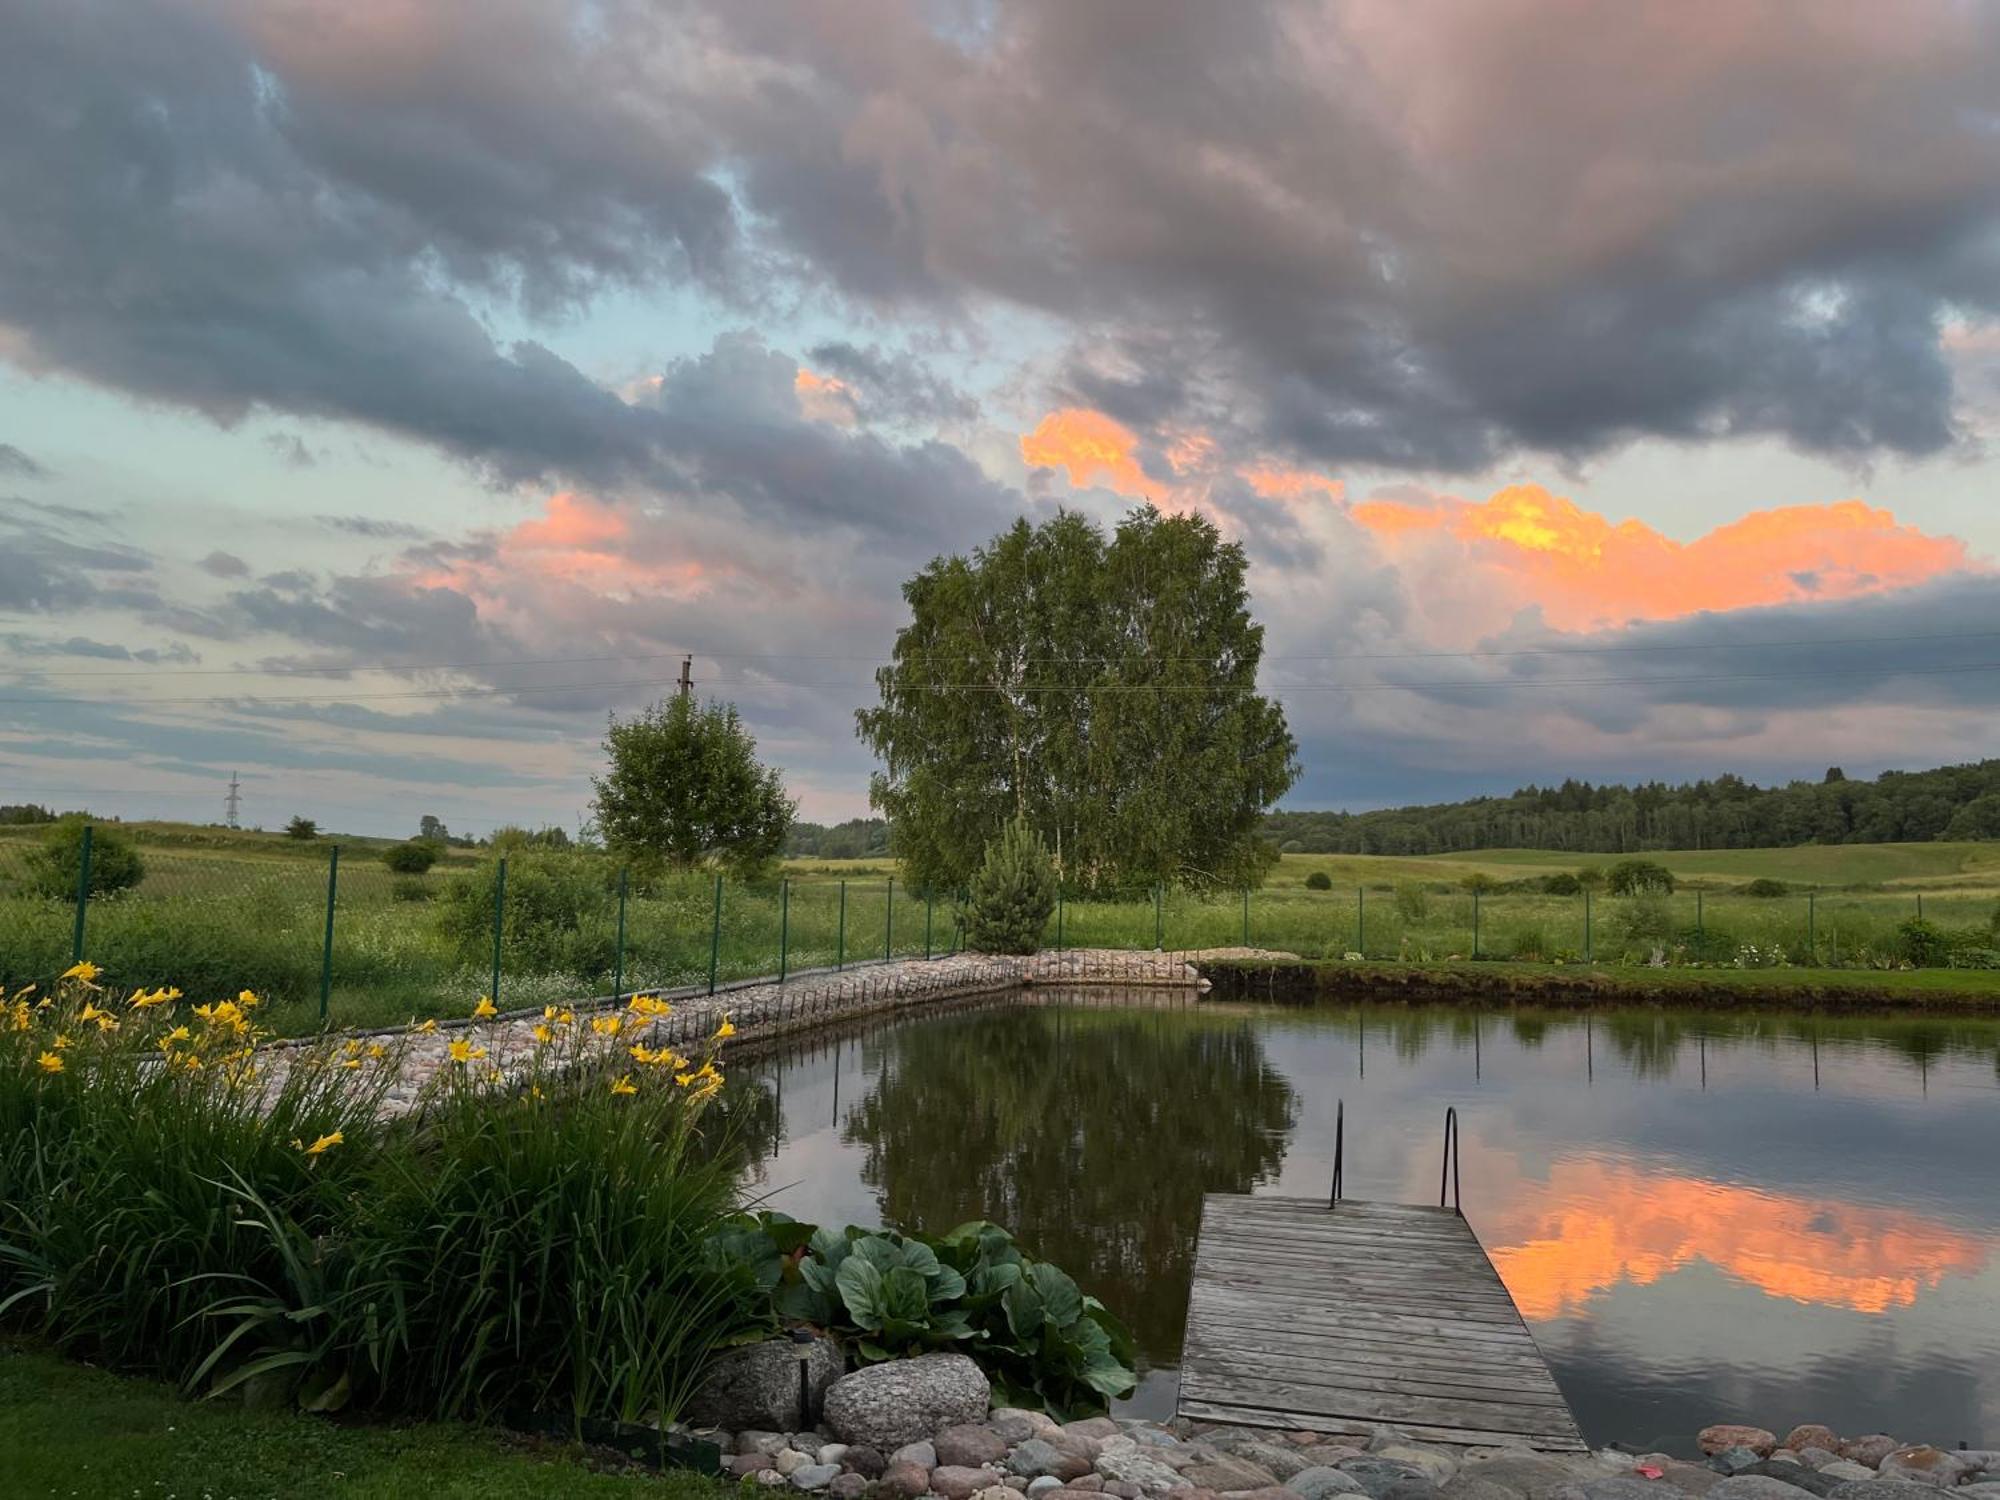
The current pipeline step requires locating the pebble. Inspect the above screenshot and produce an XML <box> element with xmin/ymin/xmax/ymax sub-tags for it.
<box><xmin>829</xmin><ymin>1476</ymin><xmax>868</xmax><ymax>1500</ymax></box>
<box><xmin>818</xmin><ymin>1443</ymin><xmax>851</xmax><ymax>1468</ymax></box>
<box><xmin>1029</xmin><ymin>1481</ymin><xmax>1065</xmax><ymax>1499</ymax></box>
<box><xmin>1712</xmin><ymin>1450</ymin><xmax>1768</xmax><ymax>1476</ymax></box>
<box><xmin>1181</xmin><ymin>1457</ymin><xmax>1282</xmax><ymax>1492</ymax></box>
<box><xmin>937</xmin><ymin>1425</ymin><xmax>1013</xmax><ymax>1469</ymax></box>
<box><xmin>1785</xmin><ymin>1431</ymin><xmax>1843</xmax><ymax>1457</ymax></box>
<box><xmin>790</xmin><ymin>1463</ymin><xmax>840</xmax><ymax>1491</ymax></box>
<box><xmin>1289</xmin><ymin>1467</ymin><xmax>1370</xmax><ymax>1500</ymax></box>
<box><xmin>755</xmin><ymin>1473</ymin><xmax>789</xmax><ymax>1489</ymax></box>
<box><xmin>1725</xmin><ymin>1460</ymin><xmax>1840</xmax><ymax>1496</ymax></box>
<box><xmin>1707</xmin><ymin>1478</ymin><xmax>1827</xmax><ymax>1500</ymax></box>
<box><xmin>775</xmin><ymin>1448</ymin><xmax>811</xmax><ymax>1476</ymax></box>
<box><xmin>1004</xmin><ymin>1481</ymin><xmax>1028</xmax><ymax>1494</ymax></box>
<box><xmin>1701</xmin><ymin>1431</ymin><xmax>1780</xmax><ymax>1461</ymax></box>
<box><xmin>741</xmin><ymin>1431</ymin><xmax>791</xmax><ymax>1457</ymax></box>
<box><xmin>893</xmin><ymin>1441</ymin><xmax>940</xmax><ymax>1471</ymax></box>
<box><xmin>846</xmin><ymin>1445</ymin><xmax>888</xmax><ymax>1480</ymax></box>
<box><xmin>876</xmin><ymin>1460</ymin><xmax>931</xmax><ymax>1500</ymax></box>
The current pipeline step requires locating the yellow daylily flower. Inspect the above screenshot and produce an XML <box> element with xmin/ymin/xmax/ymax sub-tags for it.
<box><xmin>160</xmin><ymin>1025</ymin><xmax>192</xmax><ymax>1049</ymax></box>
<box><xmin>531</xmin><ymin>1023</ymin><xmax>554</xmax><ymax>1045</ymax></box>
<box><xmin>36</xmin><ymin>1051</ymin><xmax>63</xmax><ymax>1074</ymax></box>
<box><xmin>447</xmin><ymin>1037</ymin><xmax>487</xmax><ymax>1065</ymax></box>
<box><xmin>60</xmin><ymin>960</ymin><xmax>100</xmax><ymax>984</ymax></box>
<box><xmin>713</xmin><ymin>1017</ymin><xmax>736</xmax><ymax>1039</ymax></box>
<box><xmin>340</xmin><ymin>1057</ymin><xmax>362</xmax><ymax>1070</ymax></box>
<box><xmin>237</xmin><ymin>989</ymin><xmax>261</xmax><ymax>1009</ymax></box>
<box><xmin>128</xmin><ymin>986</ymin><xmax>173</xmax><ymax>1009</ymax></box>
<box><xmin>590</xmin><ymin>1014</ymin><xmax>622</xmax><ymax>1037</ymax></box>
<box><xmin>471</xmin><ymin>995</ymin><xmax>498</xmax><ymax>1019</ymax></box>
<box><xmin>367</xmin><ymin>1042</ymin><xmax>387</xmax><ymax>1061</ymax></box>
<box><xmin>627</xmin><ymin>994</ymin><xmax>673</xmax><ymax>1018</ymax></box>
<box><xmin>52</xmin><ymin>1033</ymin><xmax>73</xmax><ymax>1051</ymax></box>
<box><xmin>295</xmin><ymin>1131</ymin><xmax>343</xmax><ymax>1156</ymax></box>
<box><xmin>410</xmin><ymin>1018</ymin><xmax>438</xmax><ymax>1035</ymax></box>
<box><xmin>609</xmin><ymin>1074</ymin><xmax>638</xmax><ymax>1096</ymax></box>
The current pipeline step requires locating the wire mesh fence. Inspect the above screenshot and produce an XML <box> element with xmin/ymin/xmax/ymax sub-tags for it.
<box><xmin>2</xmin><ymin>823</ymin><xmax>1991</xmax><ymax>1036</ymax></box>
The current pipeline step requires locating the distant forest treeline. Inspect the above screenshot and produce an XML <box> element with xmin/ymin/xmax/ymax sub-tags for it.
<box><xmin>784</xmin><ymin>817</ymin><xmax>891</xmax><ymax>859</ymax></box>
<box><xmin>1263</xmin><ymin>762</ymin><xmax>2000</xmax><ymax>855</ymax></box>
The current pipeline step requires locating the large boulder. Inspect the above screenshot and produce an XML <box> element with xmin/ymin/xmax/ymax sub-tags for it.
<box><xmin>1708</xmin><ymin>1478</ymin><xmax>1829</xmax><ymax>1500</ymax></box>
<box><xmin>1292</xmin><ymin>1467</ymin><xmax>1371</xmax><ymax>1500</ymax></box>
<box><xmin>1784</xmin><ymin>1430</ymin><xmax>1842</xmax><ymax>1458</ymax></box>
<box><xmin>1835</xmin><ymin>1439</ymin><xmax>1898</xmax><ymax>1471</ymax></box>
<box><xmin>1877</xmin><ymin>1448</ymin><xmax>1972</xmax><ymax>1489</ymax></box>
<box><xmin>823</xmin><ymin>1353</ymin><xmax>990</xmax><ymax>1450</ymax></box>
<box><xmin>1701</xmin><ymin>1430</ymin><xmax>1779</xmax><ymax>1460</ymax></box>
<box><xmin>688</xmin><ymin>1336</ymin><xmax>845</xmax><ymax>1431</ymax></box>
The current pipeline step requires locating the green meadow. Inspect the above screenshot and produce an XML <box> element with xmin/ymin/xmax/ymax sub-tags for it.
<box><xmin>6</xmin><ymin>819</ymin><xmax>2000</xmax><ymax>1035</ymax></box>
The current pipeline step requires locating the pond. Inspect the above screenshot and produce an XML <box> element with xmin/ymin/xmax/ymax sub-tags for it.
<box><xmin>718</xmin><ymin>988</ymin><xmax>2000</xmax><ymax>1453</ymax></box>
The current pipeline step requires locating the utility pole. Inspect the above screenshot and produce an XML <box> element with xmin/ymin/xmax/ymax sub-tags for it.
<box><xmin>677</xmin><ymin>655</ymin><xmax>693</xmax><ymax>698</ymax></box>
<box><xmin>224</xmin><ymin>770</ymin><xmax>242</xmax><ymax>829</ymax></box>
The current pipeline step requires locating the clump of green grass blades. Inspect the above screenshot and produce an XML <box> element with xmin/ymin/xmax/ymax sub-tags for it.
<box><xmin>0</xmin><ymin>965</ymin><xmax>763</xmax><ymax>1435</ymax></box>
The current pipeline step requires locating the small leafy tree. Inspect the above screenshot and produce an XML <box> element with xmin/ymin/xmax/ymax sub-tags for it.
<box><xmin>963</xmin><ymin>819</ymin><xmax>1058</xmax><ymax>955</ymax></box>
<box><xmin>1542</xmin><ymin>872</ymin><xmax>1582</xmax><ymax>896</ymax></box>
<box><xmin>382</xmin><ymin>839</ymin><xmax>440</xmax><ymax>875</ymax></box>
<box><xmin>28</xmin><ymin>819</ymin><xmax>145</xmax><ymax>901</ymax></box>
<box><xmin>1897</xmin><ymin>917</ymin><xmax>1950</xmax><ymax>968</ymax></box>
<box><xmin>1303</xmin><ymin>871</ymin><xmax>1332</xmax><ymax>891</ymax></box>
<box><xmin>284</xmin><ymin>816</ymin><xmax>319</xmax><ymax>842</ymax></box>
<box><xmin>593</xmin><ymin>697</ymin><xmax>795</xmax><ymax>879</ymax></box>
<box><xmin>418</xmin><ymin>814</ymin><xmax>449</xmax><ymax>842</ymax></box>
<box><xmin>1742</xmin><ymin>878</ymin><xmax>1788</xmax><ymax>898</ymax></box>
<box><xmin>1607</xmin><ymin>859</ymin><xmax>1675</xmax><ymax>896</ymax></box>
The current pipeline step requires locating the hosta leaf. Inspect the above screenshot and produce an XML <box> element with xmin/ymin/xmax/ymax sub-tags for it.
<box><xmin>836</xmin><ymin>1255</ymin><xmax>886</xmax><ymax>1331</ymax></box>
<box><xmin>882</xmin><ymin>1265</ymin><xmax>930</xmax><ymax>1325</ymax></box>
<box><xmin>929</xmin><ymin>1264</ymin><xmax>967</xmax><ymax>1302</ymax></box>
<box><xmin>1026</xmin><ymin>1263</ymin><xmax>1082</xmax><ymax>1328</ymax></box>
<box><xmin>1003</xmin><ymin>1279</ymin><xmax>1044</xmax><ymax>1341</ymax></box>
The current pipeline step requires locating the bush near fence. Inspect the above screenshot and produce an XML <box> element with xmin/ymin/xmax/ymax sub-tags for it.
<box><xmin>4</xmin><ymin>825</ymin><xmax>1998</xmax><ymax>1035</ymax></box>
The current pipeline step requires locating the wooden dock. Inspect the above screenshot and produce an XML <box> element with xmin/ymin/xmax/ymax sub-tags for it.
<box><xmin>1178</xmin><ymin>1195</ymin><xmax>1585</xmax><ymax>1452</ymax></box>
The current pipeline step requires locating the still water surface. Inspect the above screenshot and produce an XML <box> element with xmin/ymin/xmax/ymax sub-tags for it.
<box><xmin>720</xmin><ymin>989</ymin><xmax>2000</xmax><ymax>1452</ymax></box>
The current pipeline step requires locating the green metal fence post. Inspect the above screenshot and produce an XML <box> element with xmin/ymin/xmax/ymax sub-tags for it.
<box><xmin>1154</xmin><ymin>884</ymin><xmax>1163</xmax><ymax>949</ymax></box>
<box><xmin>1472</xmin><ymin>887</ymin><xmax>1480</xmax><ymax>959</ymax></box>
<box><xmin>612</xmin><ymin>866</ymin><xmax>629</xmax><ymax>1002</ymax></box>
<box><xmin>490</xmin><ymin>857</ymin><xmax>507</xmax><ymax>1009</ymax></box>
<box><xmin>1917</xmin><ymin>892</ymin><xmax>1923</xmax><ymax>922</ymax></box>
<box><xmin>778</xmin><ymin>878</ymin><xmax>790</xmax><ymax>983</ymax></box>
<box><xmin>1807</xmin><ymin>891</ymin><xmax>1816</xmax><ymax>963</ymax></box>
<box><xmin>318</xmin><ymin>844</ymin><xmax>339</xmax><ymax>1027</ymax></box>
<box><xmin>1584</xmin><ymin>888</ymin><xmax>1593</xmax><ymax>963</ymax></box>
<box><xmin>837</xmin><ymin>880</ymin><xmax>847</xmax><ymax>970</ymax></box>
<box><xmin>1355</xmin><ymin>885</ymin><xmax>1364</xmax><ymax>957</ymax></box>
<box><xmin>924</xmin><ymin>890</ymin><xmax>933</xmax><ymax>960</ymax></box>
<box><xmin>1696</xmin><ymin>890</ymin><xmax>1704</xmax><ymax>946</ymax></box>
<box><xmin>707</xmin><ymin>873</ymin><xmax>723</xmax><ymax>995</ymax></box>
<box><xmin>69</xmin><ymin>823</ymin><xmax>93</xmax><ymax>963</ymax></box>
<box><xmin>1242</xmin><ymin>887</ymin><xmax>1250</xmax><ymax>946</ymax></box>
<box><xmin>885</xmin><ymin>877</ymin><xmax>894</xmax><ymax>960</ymax></box>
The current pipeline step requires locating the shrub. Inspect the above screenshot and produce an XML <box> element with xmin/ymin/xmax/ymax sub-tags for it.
<box><xmin>1509</xmin><ymin>927</ymin><xmax>1548</xmax><ymax>961</ymax></box>
<box><xmin>1607</xmin><ymin>859</ymin><xmax>1675</xmax><ymax>896</ymax></box>
<box><xmin>27</xmin><ymin>820</ymin><xmax>145</xmax><ymax>902</ymax></box>
<box><xmin>1390</xmin><ymin>882</ymin><xmax>1427</xmax><ymax>922</ymax></box>
<box><xmin>963</xmin><ymin>820</ymin><xmax>1057</xmax><ymax>955</ymax></box>
<box><xmin>1303</xmin><ymin>871</ymin><xmax>1332</xmax><ymax>891</ymax></box>
<box><xmin>389</xmin><ymin>875</ymin><xmax>432</xmax><ymax>903</ymax></box>
<box><xmin>1949</xmin><ymin>946</ymin><xmax>2000</xmax><ymax>969</ymax></box>
<box><xmin>439</xmin><ymin>850</ymin><xmax>618</xmax><ymax>977</ymax></box>
<box><xmin>1741</xmin><ymin>878</ymin><xmax>1788</xmax><ymax>898</ymax></box>
<box><xmin>285</xmin><ymin>816</ymin><xmax>319</xmax><ymax>842</ymax></box>
<box><xmin>1575</xmin><ymin>865</ymin><xmax>1606</xmax><ymax>891</ymax></box>
<box><xmin>1461</xmin><ymin>872</ymin><xmax>1497</xmax><ymax>894</ymax></box>
<box><xmin>1897</xmin><ymin>917</ymin><xmax>1950</xmax><ymax>967</ymax></box>
<box><xmin>719</xmin><ymin>1213</ymin><xmax>1136</xmax><ymax>1419</ymax></box>
<box><xmin>1541</xmin><ymin>872</ymin><xmax>1581</xmax><ymax>896</ymax></box>
<box><xmin>1618</xmin><ymin>894</ymin><xmax>1676</xmax><ymax>941</ymax></box>
<box><xmin>380</xmin><ymin>839</ymin><xmax>440</xmax><ymax>875</ymax></box>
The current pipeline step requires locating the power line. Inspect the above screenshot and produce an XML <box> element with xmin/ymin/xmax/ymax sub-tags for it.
<box><xmin>9</xmin><ymin>656</ymin><xmax>2000</xmax><ymax>708</ymax></box>
<box><xmin>8</xmin><ymin>625</ymin><xmax>2000</xmax><ymax>680</ymax></box>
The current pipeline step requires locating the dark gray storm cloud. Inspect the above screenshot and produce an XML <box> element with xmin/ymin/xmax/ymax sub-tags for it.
<box><xmin>0</xmin><ymin>502</ymin><xmax>153</xmax><ymax>612</ymax></box>
<box><xmin>5</xmin><ymin>1</ymin><xmax>1999</xmax><ymax>492</ymax></box>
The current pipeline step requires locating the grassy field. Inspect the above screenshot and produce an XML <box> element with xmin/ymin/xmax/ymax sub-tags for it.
<box><xmin>8</xmin><ymin>817</ymin><xmax>2000</xmax><ymax>1033</ymax></box>
<box><xmin>0</xmin><ymin>1344</ymin><xmax>728</xmax><ymax>1498</ymax></box>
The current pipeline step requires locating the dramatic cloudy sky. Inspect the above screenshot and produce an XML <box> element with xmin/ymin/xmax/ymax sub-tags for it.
<box><xmin>6</xmin><ymin>0</ymin><xmax>2000</xmax><ymax>835</ymax></box>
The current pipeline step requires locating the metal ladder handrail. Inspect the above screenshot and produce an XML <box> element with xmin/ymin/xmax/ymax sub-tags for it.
<box><xmin>1440</xmin><ymin>1105</ymin><xmax>1461</xmax><ymax>1214</ymax></box>
<box><xmin>1328</xmin><ymin>1098</ymin><xmax>1344</xmax><ymax>1206</ymax></box>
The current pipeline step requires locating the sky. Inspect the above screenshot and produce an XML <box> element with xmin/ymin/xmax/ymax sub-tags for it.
<box><xmin>6</xmin><ymin>0</ymin><xmax>2000</xmax><ymax>837</ymax></box>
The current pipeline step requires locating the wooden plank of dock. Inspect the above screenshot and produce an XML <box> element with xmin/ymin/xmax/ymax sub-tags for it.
<box><xmin>1178</xmin><ymin>1194</ymin><xmax>1586</xmax><ymax>1453</ymax></box>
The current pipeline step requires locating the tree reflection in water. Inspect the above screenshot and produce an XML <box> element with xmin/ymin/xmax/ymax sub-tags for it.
<box><xmin>838</xmin><ymin>995</ymin><xmax>1297</xmax><ymax>1366</ymax></box>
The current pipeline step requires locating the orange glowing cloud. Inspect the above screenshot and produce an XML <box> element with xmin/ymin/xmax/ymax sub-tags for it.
<box><xmin>1486</xmin><ymin>1158</ymin><xmax>1987</xmax><ymax>1321</ymax></box>
<box><xmin>1352</xmin><ymin>484</ymin><xmax>1971</xmax><ymax>629</ymax></box>
<box><xmin>408</xmin><ymin>491</ymin><xmax>710</xmax><ymax>603</ymax></box>
<box><xmin>1239</xmin><ymin>462</ymin><xmax>1345</xmax><ymax>504</ymax></box>
<box><xmin>796</xmin><ymin>367</ymin><xmax>859</xmax><ymax>426</ymax></box>
<box><xmin>1021</xmin><ymin>407</ymin><xmax>1154</xmax><ymax>497</ymax></box>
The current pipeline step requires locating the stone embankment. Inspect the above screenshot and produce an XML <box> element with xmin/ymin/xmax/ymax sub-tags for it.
<box><xmin>687</xmin><ymin>1350</ymin><xmax>1998</xmax><ymax>1500</ymax></box>
<box><xmin>261</xmin><ymin>948</ymin><xmax>1205</xmax><ymax>1116</ymax></box>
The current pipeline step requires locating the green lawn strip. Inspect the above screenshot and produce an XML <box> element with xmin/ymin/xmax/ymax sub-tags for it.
<box><xmin>1200</xmin><ymin>956</ymin><xmax>2000</xmax><ymax>1010</ymax></box>
<box><xmin>0</xmin><ymin>1345</ymin><xmax>735</xmax><ymax>1500</ymax></box>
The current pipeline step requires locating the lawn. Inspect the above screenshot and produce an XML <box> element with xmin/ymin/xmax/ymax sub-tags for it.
<box><xmin>0</xmin><ymin>1344</ymin><xmax>733</xmax><ymax>1499</ymax></box>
